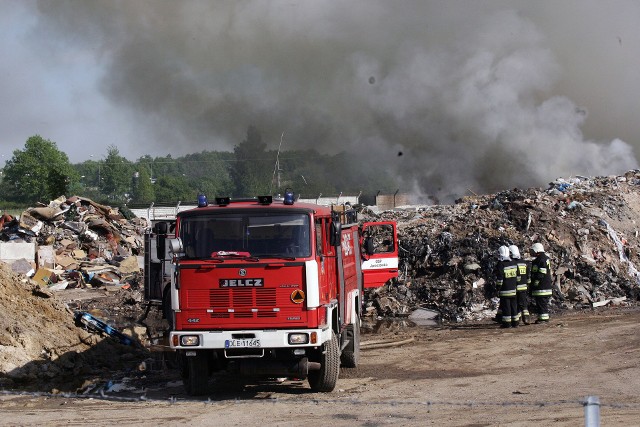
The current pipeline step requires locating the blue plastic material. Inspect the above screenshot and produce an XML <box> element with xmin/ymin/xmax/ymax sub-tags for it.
<box><xmin>197</xmin><ymin>194</ymin><xmax>208</xmax><ymax>207</ymax></box>
<box><xmin>75</xmin><ymin>311</ymin><xmax>133</xmax><ymax>346</ymax></box>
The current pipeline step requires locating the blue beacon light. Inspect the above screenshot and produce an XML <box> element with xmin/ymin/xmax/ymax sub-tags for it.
<box><xmin>283</xmin><ymin>188</ymin><xmax>295</xmax><ymax>205</ymax></box>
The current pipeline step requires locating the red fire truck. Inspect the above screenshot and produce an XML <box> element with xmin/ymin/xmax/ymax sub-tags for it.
<box><xmin>145</xmin><ymin>191</ymin><xmax>398</xmax><ymax>395</ymax></box>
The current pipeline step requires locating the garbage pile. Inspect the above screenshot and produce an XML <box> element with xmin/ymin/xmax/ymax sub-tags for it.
<box><xmin>362</xmin><ymin>172</ymin><xmax>640</xmax><ymax>322</ymax></box>
<box><xmin>0</xmin><ymin>196</ymin><xmax>148</xmax><ymax>291</ymax></box>
<box><xmin>0</xmin><ymin>196</ymin><xmax>151</xmax><ymax>390</ymax></box>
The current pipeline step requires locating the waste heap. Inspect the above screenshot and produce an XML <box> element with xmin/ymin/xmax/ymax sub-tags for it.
<box><xmin>0</xmin><ymin>196</ymin><xmax>151</xmax><ymax>390</ymax></box>
<box><xmin>0</xmin><ymin>196</ymin><xmax>147</xmax><ymax>290</ymax></box>
<box><xmin>362</xmin><ymin>172</ymin><xmax>640</xmax><ymax>322</ymax></box>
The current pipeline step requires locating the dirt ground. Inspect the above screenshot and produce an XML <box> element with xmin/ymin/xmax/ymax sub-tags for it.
<box><xmin>1</xmin><ymin>307</ymin><xmax>638</xmax><ymax>426</ymax></box>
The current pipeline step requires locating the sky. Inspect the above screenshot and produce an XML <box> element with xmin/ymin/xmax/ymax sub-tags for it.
<box><xmin>1</xmin><ymin>0</ymin><xmax>640</xmax><ymax>200</ymax></box>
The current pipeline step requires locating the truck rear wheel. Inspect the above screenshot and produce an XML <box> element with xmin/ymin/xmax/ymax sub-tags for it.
<box><xmin>340</xmin><ymin>320</ymin><xmax>360</xmax><ymax>368</ymax></box>
<box><xmin>308</xmin><ymin>332</ymin><xmax>340</xmax><ymax>392</ymax></box>
<box><xmin>182</xmin><ymin>352</ymin><xmax>209</xmax><ymax>396</ymax></box>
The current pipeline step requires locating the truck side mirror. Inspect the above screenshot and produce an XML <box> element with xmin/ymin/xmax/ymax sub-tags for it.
<box><xmin>155</xmin><ymin>221</ymin><xmax>168</xmax><ymax>260</ymax></box>
<box><xmin>168</xmin><ymin>238</ymin><xmax>184</xmax><ymax>255</ymax></box>
<box><xmin>330</xmin><ymin>221</ymin><xmax>342</xmax><ymax>247</ymax></box>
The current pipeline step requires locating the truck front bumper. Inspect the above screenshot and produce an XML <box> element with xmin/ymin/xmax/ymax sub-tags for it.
<box><xmin>169</xmin><ymin>327</ymin><xmax>331</xmax><ymax>351</ymax></box>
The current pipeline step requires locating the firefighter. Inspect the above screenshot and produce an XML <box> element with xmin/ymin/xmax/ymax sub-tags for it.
<box><xmin>530</xmin><ymin>242</ymin><xmax>553</xmax><ymax>323</ymax></box>
<box><xmin>495</xmin><ymin>245</ymin><xmax>519</xmax><ymax>328</ymax></box>
<box><xmin>509</xmin><ymin>244</ymin><xmax>531</xmax><ymax>325</ymax></box>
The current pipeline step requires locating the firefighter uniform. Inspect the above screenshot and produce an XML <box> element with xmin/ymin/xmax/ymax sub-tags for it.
<box><xmin>496</xmin><ymin>246</ymin><xmax>519</xmax><ymax>328</ymax></box>
<box><xmin>516</xmin><ymin>259</ymin><xmax>532</xmax><ymax>324</ymax></box>
<box><xmin>530</xmin><ymin>244</ymin><xmax>553</xmax><ymax>323</ymax></box>
<box><xmin>509</xmin><ymin>245</ymin><xmax>531</xmax><ymax>325</ymax></box>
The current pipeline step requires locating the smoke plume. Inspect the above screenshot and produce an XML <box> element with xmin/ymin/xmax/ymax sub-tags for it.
<box><xmin>31</xmin><ymin>1</ymin><xmax>639</xmax><ymax>201</ymax></box>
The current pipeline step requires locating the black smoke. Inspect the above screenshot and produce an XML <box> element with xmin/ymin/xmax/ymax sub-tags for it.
<box><xmin>32</xmin><ymin>1</ymin><xmax>639</xmax><ymax>201</ymax></box>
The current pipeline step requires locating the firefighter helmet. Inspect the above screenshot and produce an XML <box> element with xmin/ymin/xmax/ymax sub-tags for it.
<box><xmin>508</xmin><ymin>245</ymin><xmax>521</xmax><ymax>259</ymax></box>
<box><xmin>498</xmin><ymin>245</ymin><xmax>510</xmax><ymax>261</ymax></box>
<box><xmin>531</xmin><ymin>242</ymin><xmax>545</xmax><ymax>254</ymax></box>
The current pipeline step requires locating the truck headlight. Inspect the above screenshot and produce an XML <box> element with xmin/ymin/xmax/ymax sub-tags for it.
<box><xmin>288</xmin><ymin>333</ymin><xmax>309</xmax><ymax>345</ymax></box>
<box><xmin>180</xmin><ymin>335</ymin><xmax>200</xmax><ymax>346</ymax></box>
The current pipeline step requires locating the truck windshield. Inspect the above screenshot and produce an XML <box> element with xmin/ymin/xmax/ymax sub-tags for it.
<box><xmin>180</xmin><ymin>212</ymin><xmax>311</xmax><ymax>259</ymax></box>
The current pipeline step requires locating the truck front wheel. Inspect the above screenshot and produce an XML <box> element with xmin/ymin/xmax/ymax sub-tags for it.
<box><xmin>182</xmin><ymin>352</ymin><xmax>209</xmax><ymax>396</ymax></box>
<box><xmin>308</xmin><ymin>332</ymin><xmax>340</xmax><ymax>392</ymax></box>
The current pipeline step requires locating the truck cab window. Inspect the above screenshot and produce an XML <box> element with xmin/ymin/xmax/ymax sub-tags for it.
<box><xmin>181</xmin><ymin>212</ymin><xmax>312</xmax><ymax>258</ymax></box>
<box><xmin>363</xmin><ymin>224</ymin><xmax>395</xmax><ymax>254</ymax></box>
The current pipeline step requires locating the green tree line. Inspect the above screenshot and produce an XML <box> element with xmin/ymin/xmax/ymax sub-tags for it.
<box><xmin>0</xmin><ymin>127</ymin><xmax>398</xmax><ymax>208</ymax></box>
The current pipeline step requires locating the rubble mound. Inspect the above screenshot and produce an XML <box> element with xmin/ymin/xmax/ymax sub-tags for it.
<box><xmin>364</xmin><ymin>172</ymin><xmax>640</xmax><ymax>321</ymax></box>
<box><xmin>0</xmin><ymin>263</ymin><xmax>87</xmax><ymax>379</ymax></box>
<box><xmin>0</xmin><ymin>262</ymin><xmax>149</xmax><ymax>391</ymax></box>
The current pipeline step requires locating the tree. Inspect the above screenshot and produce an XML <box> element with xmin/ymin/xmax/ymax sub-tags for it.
<box><xmin>2</xmin><ymin>135</ymin><xmax>77</xmax><ymax>203</ymax></box>
<box><xmin>153</xmin><ymin>175</ymin><xmax>194</xmax><ymax>203</ymax></box>
<box><xmin>182</xmin><ymin>151</ymin><xmax>234</xmax><ymax>198</ymax></box>
<box><xmin>100</xmin><ymin>145</ymin><xmax>133</xmax><ymax>202</ymax></box>
<box><xmin>230</xmin><ymin>126</ymin><xmax>273</xmax><ymax>197</ymax></box>
<box><xmin>131</xmin><ymin>167</ymin><xmax>155</xmax><ymax>204</ymax></box>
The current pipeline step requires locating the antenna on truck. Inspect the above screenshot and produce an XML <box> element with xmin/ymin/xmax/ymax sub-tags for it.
<box><xmin>270</xmin><ymin>132</ymin><xmax>285</xmax><ymax>195</ymax></box>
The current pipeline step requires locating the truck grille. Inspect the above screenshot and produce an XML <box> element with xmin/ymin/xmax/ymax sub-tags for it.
<box><xmin>186</xmin><ymin>288</ymin><xmax>284</xmax><ymax>319</ymax></box>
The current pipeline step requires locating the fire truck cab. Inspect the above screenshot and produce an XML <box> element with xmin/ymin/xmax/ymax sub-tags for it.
<box><xmin>145</xmin><ymin>192</ymin><xmax>397</xmax><ymax>395</ymax></box>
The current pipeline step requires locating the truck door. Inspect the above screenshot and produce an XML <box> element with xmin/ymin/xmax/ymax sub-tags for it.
<box><xmin>143</xmin><ymin>220</ymin><xmax>174</xmax><ymax>302</ymax></box>
<box><xmin>361</xmin><ymin>221</ymin><xmax>398</xmax><ymax>288</ymax></box>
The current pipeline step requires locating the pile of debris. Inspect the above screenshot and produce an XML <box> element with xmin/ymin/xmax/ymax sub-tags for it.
<box><xmin>0</xmin><ymin>196</ymin><xmax>147</xmax><ymax>291</ymax></box>
<box><xmin>0</xmin><ymin>196</ymin><xmax>153</xmax><ymax>390</ymax></box>
<box><xmin>363</xmin><ymin>171</ymin><xmax>640</xmax><ymax>322</ymax></box>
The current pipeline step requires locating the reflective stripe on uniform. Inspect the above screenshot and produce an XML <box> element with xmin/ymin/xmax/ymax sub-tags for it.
<box><xmin>516</xmin><ymin>284</ymin><xmax>528</xmax><ymax>291</ymax></box>
<box><xmin>532</xmin><ymin>290</ymin><xmax>552</xmax><ymax>296</ymax></box>
<box><xmin>499</xmin><ymin>290</ymin><xmax>517</xmax><ymax>297</ymax></box>
<box><xmin>538</xmin><ymin>313</ymin><xmax>550</xmax><ymax>320</ymax></box>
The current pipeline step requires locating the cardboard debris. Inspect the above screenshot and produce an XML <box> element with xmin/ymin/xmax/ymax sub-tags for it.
<box><xmin>72</xmin><ymin>249</ymin><xmax>87</xmax><ymax>259</ymax></box>
<box><xmin>118</xmin><ymin>256</ymin><xmax>141</xmax><ymax>274</ymax></box>
<box><xmin>31</xmin><ymin>268</ymin><xmax>56</xmax><ymax>287</ymax></box>
<box><xmin>19</xmin><ymin>212</ymin><xmax>43</xmax><ymax>233</ymax></box>
<box><xmin>56</xmin><ymin>255</ymin><xmax>78</xmax><ymax>270</ymax></box>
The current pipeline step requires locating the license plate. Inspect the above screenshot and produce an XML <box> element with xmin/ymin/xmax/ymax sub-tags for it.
<box><xmin>225</xmin><ymin>339</ymin><xmax>261</xmax><ymax>348</ymax></box>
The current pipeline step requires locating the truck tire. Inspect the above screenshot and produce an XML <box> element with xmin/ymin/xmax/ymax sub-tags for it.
<box><xmin>340</xmin><ymin>320</ymin><xmax>360</xmax><ymax>368</ymax></box>
<box><xmin>308</xmin><ymin>332</ymin><xmax>340</xmax><ymax>392</ymax></box>
<box><xmin>182</xmin><ymin>352</ymin><xmax>209</xmax><ymax>396</ymax></box>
